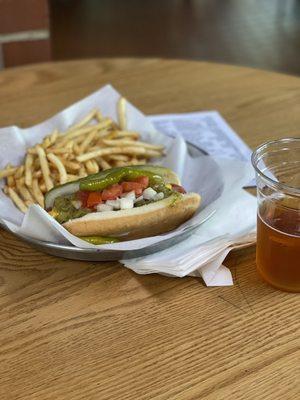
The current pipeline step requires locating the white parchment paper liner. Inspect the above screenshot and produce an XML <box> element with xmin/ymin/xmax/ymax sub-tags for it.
<box><xmin>0</xmin><ymin>85</ymin><xmax>255</xmax><ymax>257</ymax></box>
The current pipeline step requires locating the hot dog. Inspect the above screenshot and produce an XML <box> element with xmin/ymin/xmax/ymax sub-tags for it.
<box><xmin>45</xmin><ymin>165</ymin><xmax>201</xmax><ymax>240</ymax></box>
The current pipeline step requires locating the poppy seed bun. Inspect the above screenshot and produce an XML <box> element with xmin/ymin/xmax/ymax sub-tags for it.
<box><xmin>63</xmin><ymin>192</ymin><xmax>201</xmax><ymax>239</ymax></box>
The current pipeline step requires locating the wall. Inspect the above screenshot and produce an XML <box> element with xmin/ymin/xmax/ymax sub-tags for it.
<box><xmin>0</xmin><ymin>0</ymin><xmax>51</xmax><ymax>68</ymax></box>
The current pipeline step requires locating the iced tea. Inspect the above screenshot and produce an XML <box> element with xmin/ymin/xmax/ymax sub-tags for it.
<box><xmin>257</xmin><ymin>201</ymin><xmax>300</xmax><ymax>292</ymax></box>
<box><xmin>252</xmin><ymin>138</ymin><xmax>300</xmax><ymax>292</ymax></box>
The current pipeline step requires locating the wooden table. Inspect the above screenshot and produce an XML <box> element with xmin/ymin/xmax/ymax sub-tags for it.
<box><xmin>0</xmin><ymin>59</ymin><xmax>299</xmax><ymax>400</ymax></box>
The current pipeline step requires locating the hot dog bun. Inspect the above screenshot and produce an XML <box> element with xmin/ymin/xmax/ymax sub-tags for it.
<box><xmin>63</xmin><ymin>192</ymin><xmax>201</xmax><ymax>239</ymax></box>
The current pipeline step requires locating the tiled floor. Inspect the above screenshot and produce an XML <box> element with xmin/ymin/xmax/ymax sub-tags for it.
<box><xmin>50</xmin><ymin>0</ymin><xmax>300</xmax><ymax>75</ymax></box>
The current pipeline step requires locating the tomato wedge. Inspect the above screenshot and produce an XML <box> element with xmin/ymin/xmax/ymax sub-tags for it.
<box><xmin>102</xmin><ymin>184</ymin><xmax>123</xmax><ymax>200</ymax></box>
<box><xmin>76</xmin><ymin>191</ymin><xmax>90</xmax><ymax>208</ymax></box>
<box><xmin>134</xmin><ymin>176</ymin><xmax>149</xmax><ymax>189</ymax></box>
<box><xmin>121</xmin><ymin>181</ymin><xmax>143</xmax><ymax>196</ymax></box>
<box><xmin>171</xmin><ymin>184</ymin><xmax>186</xmax><ymax>194</ymax></box>
<box><xmin>86</xmin><ymin>192</ymin><xmax>103</xmax><ymax>208</ymax></box>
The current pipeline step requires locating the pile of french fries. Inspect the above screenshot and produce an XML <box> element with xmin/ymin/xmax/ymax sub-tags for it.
<box><xmin>0</xmin><ymin>98</ymin><xmax>165</xmax><ymax>213</ymax></box>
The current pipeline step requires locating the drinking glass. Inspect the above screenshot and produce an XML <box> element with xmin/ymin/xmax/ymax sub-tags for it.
<box><xmin>252</xmin><ymin>138</ymin><xmax>300</xmax><ymax>292</ymax></box>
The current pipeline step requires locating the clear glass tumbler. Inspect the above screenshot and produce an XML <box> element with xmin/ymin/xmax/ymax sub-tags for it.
<box><xmin>252</xmin><ymin>138</ymin><xmax>300</xmax><ymax>292</ymax></box>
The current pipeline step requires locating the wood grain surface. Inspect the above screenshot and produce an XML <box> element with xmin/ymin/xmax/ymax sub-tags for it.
<box><xmin>0</xmin><ymin>59</ymin><xmax>299</xmax><ymax>400</ymax></box>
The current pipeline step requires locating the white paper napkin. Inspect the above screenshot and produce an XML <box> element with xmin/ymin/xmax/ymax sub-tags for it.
<box><xmin>121</xmin><ymin>187</ymin><xmax>257</xmax><ymax>286</ymax></box>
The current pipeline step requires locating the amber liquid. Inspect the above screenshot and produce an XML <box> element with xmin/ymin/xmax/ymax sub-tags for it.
<box><xmin>257</xmin><ymin>201</ymin><xmax>300</xmax><ymax>292</ymax></box>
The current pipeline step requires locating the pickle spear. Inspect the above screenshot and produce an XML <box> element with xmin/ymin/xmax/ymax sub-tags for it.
<box><xmin>44</xmin><ymin>165</ymin><xmax>180</xmax><ymax>209</ymax></box>
<box><xmin>79</xmin><ymin>169</ymin><xmax>164</xmax><ymax>191</ymax></box>
<box><xmin>79</xmin><ymin>236</ymin><xmax>119</xmax><ymax>245</ymax></box>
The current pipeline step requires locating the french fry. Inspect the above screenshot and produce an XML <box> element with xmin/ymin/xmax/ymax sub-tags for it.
<box><xmin>14</xmin><ymin>165</ymin><xmax>24</xmax><ymax>179</ymax></box>
<box><xmin>27</xmin><ymin>147</ymin><xmax>37</xmax><ymax>154</ymax></box>
<box><xmin>17</xmin><ymin>177</ymin><xmax>25</xmax><ymax>186</ymax></box>
<box><xmin>65</xmin><ymin>140</ymin><xmax>75</xmax><ymax>149</ymax></box>
<box><xmin>108</xmin><ymin>154</ymin><xmax>129</xmax><ymax>162</ymax></box>
<box><xmin>97</xmin><ymin>157</ymin><xmax>111</xmax><ymax>170</ymax></box>
<box><xmin>114</xmin><ymin>131</ymin><xmax>139</xmax><ymax>140</ymax></box>
<box><xmin>0</xmin><ymin>167</ymin><xmax>17</xmax><ymax>179</ymax></box>
<box><xmin>118</xmin><ymin>157</ymin><xmax>146</xmax><ymax>166</ymax></box>
<box><xmin>93</xmin><ymin>129</ymin><xmax>110</xmax><ymax>147</ymax></box>
<box><xmin>60</xmin><ymin>153</ymin><xmax>71</xmax><ymax>161</ymax></box>
<box><xmin>25</xmin><ymin>153</ymin><xmax>33</xmax><ymax>187</ymax></box>
<box><xmin>77</xmin><ymin>146</ymin><xmax>163</xmax><ymax>162</ymax></box>
<box><xmin>47</xmin><ymin>153</ymin><xmax>68</xmax><ymax>184</ymax></box>
<box><xmin>103</xmin><ymin>139</ymin><xmax>164</xmax><ymax>150</ymax></box>
<box><xmin>27</xmin><ymin>186</ymin><xmax>38</xmax><ymax>203</ymax></box>
<box><xmin>50</xmin><ymin>130</ymin><xmax>59</xmax><ymax>143</ymax></box>
<box><xmin>60</xmin><ymin>120</ymin><xmax>112</xmax><ymax>142</ymax></box>
<box><xmin>117</xmin><ymin>97</ymin><xmax>127</xmax><ymax>130</ymax></box>
<box><xmin>85</xmin><ymin>160</ymin><xmax>98</xmax><ymax>174</ymax></box>
<box><xmin>7</xmin><ymin>174</ymin><xmax>15</xmax><ymax>187</ymax></box>
<box><xmin>33</xmin><ymin>157</ymin><xmax>40</xmax><ymax>170</ymax></box>
<box><xmin>96</xmin><ymin>111</ymin><xmax>103</xmax><ymax>121</ymax></box>
<box><xmin>49</xmin><ymin>147</ymin><xmax>71</xmax><ymax>155</ymax></box>
<box><xmin>96</xmin><ymin>129</ymin><xmax>111</xmax><ymax>140</ymax></box>
<box><xmin>91</xmin><ymin>159</ymin><xmax>99</xmax><ymax>173</ymax></box>
<box><xmin>36</xmin><ymin>145</ymin><xmax>53</xmax><ymax>191</ymax></box>
<box><xmin>63</xmin><ymin>160</ymin><xmax>81</xmax><ymax>173</ymax></box>
<box><xmin>114</xmin><ymin>160</ymin><xmax>127</xmax><ymax>167</ymax></box>
<box><xmin>104</xmin><ymin>131</ymin><xmax>118</xmax><ymax>140</ymax></box>
<box><xmin>85</xmin><ymin>160</ymin><xmax>94</xmax><ymax>174</ymax></box>
<box><xmin>78</xmin><ymin>165</ymin><xmax>87</xmax><ymax>178</ymax></box>
<box><xmin>111</xmin><ymin>121</ymin><xmax>119</xmax><ymax>130</ymax></box>
<box><xmin>39</xmin><ymin>183</ymin><xmax>47</xmax><ymax>193</ymax></box>
<box><xmin>42</xmin><ymin>130</ymin><xmax>59</xmax><ymax>149</ymax></box>
<box><xmin>73</xmin><ymin>142</ymin><xmax>81</xmax><ymax>156</ymax></box>
<box><xmin>67</xmin><ymin>174</ymin><xmax>80</xmax><ymax>182</ymax></box>
<box><xmin>33</xmin><ymin>170</ymin><xmax>42</xmax><ymax>178</ymax></box>
<box><xmin>32</xmin><ymin>178</ymin><xmax>44</xmax><ymax>206</ymax></box>
<box><xmin>7</xmin><ymin>187</ymin><xmax>28</xmax><ymax>213</ymax></box>
<box><xmin>71</xmin><ymin>137</ymin><xmax>84</xmax><ymax>147</ymax></box>
<box><xmin>129</xmin><ymin>157</ymin><xmax>138</xmax><ymax>165</ymax></box>
<box><xmin>16</xmin><ymin>179</ymin><xmax>35</xmax><ymax>203</ymax></box>
<box><xmin>43</xmin><ymin>136</ymin><xmax>52</xmax><ymax>149</ymax></box>
<box><xmin>80</xmin><ymin>129</ymin><xmax>97</xmax><ymax>152</ymax></box>
<box><xmin>70</xmin><ymin>109</ymin><xmax>97</xmax><ymax>130</ymax></box>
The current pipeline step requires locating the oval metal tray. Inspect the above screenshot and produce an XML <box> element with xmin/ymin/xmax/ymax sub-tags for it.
<box><xmin>0</xmin><ymin>142</ymin><xmax>211</xmax><ymax>261</ymax></box>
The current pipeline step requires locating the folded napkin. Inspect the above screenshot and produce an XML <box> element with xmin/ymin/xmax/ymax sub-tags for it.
<box><xmin>121</xmin><ymin>186</ymin><xmax>257</xmax><ymax>286</ymax></box>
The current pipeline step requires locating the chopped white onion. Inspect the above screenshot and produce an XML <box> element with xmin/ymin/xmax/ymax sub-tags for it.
<box><xmin>142</xmin><ymin>187</ymin><xmax>157</xmax><ymax>200</ymax></box>
<box><xmin>121</xmin><ymin>190</ymin><xmax>136</xmax><ymax>200</ymax></box>
<box><xmin>154</xmin><ymin>192</ymin><xmax>164</xmax><ymax>201</ymax></box>
<box><xmin>96</xmin><ymin>203</ymin><xmax>114</xmax><ymax>212</ymax></box>
<box><xmin>120</xmin><ymin>198</ymin><xmax>134</xmax><ymax>210</ymax></box>
<box><xmin>71</xmin><ymin>200</ymin><xmax>82</xmax><ymax>209</ymax></box>
<box><xmin>106</xmin><ymin>199</ymin><xmax>121</xmax><ymax>209</ymax></box>
<box><xmin>134</xmin><ymin>195</ymin><xmax>143</xmax><ymax>203</ymax></box>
